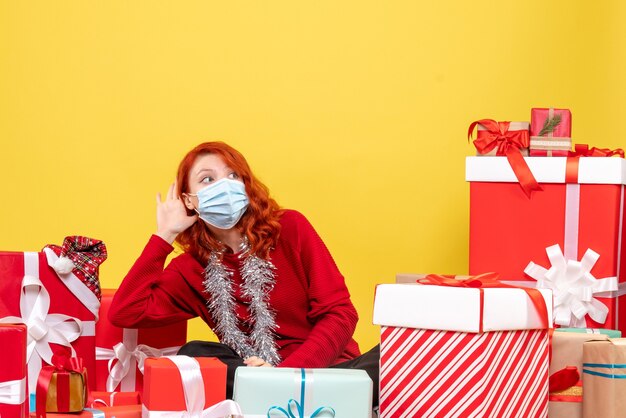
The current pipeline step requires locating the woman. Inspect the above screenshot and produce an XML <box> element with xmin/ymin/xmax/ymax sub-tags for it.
<box><xmin>109</xmin><ymin>141</ymin><xmax>379</xmax><ymax>402</ymax></box>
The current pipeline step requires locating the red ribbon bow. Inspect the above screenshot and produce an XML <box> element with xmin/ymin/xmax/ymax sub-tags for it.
<box><xmin>419</xmin><ymin>272</ymin><xmax>550</xmax><ymax>332</ymax></box>
<box><xmin>549</xmin><ymin>366</ymin><xmax>580</xmax><ymax>394</ymax></box>
<box><xmin>36</xmin><ymin>354</ymin><xmax>88</xmax><ymax>418</ymax></box>
<box><xmin>565</xmin><ymin>144</ymin><xmax>625</xmax><ymax>183</ymax></box>
<box><xmin>468</xmin><ymin>119</ymin><xmax>542</xmax><ymax>197</ymax></box>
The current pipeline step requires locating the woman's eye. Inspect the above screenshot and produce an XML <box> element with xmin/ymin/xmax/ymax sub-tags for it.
<box><xmin>228</xmin><ymin>172</ymin><xmax>239</xmax><ymax>180</ymax></box>
<box><xmin>201</xmin><ymin>176</ymin><xmax>214</xmax><ymax>183</ymax></box>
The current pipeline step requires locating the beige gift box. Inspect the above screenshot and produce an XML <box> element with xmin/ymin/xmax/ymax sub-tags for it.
<box><xmin>550</xmin><ymin>332</ymin><xmax>610</xmax><ymax>418</ymax></box>
<box><xmin>582</xmin><ymin>338</ymin><xmax>626</xmax><ymax>418</ymax></box>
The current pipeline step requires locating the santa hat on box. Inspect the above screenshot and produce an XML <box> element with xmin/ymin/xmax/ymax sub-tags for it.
<box><xmin>45</xmin><ymin>236</ymin><xmax>107</xmax><ymax>300</ymax></box>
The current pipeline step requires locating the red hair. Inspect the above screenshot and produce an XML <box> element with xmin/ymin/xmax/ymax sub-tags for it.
<box><xmin>175</xmin><ymin>142</ymin><xmax>282</xmax><ymax>263</ymax></box>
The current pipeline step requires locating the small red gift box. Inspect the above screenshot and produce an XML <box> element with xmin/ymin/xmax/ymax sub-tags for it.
<box><xmin>143</xmin><ymin>356</ymin><xmax>229</xmax><ymax>416</ymax></box>
<box><xmin>373</xmin><ymin>279</ymin><xmax>552</xmax><ymax>417</ymax></box>
<box><xmin>0</xmin><ymin>248</ymin><xmax>101</xmax><ymax>397</ymax></box>
<box><xmin>94</xmin><ymin>289</ymin><xmax>187</xmax><ymax>392</ymax></box>
<box><xmin>0</xmin><ymin>324</ymin><xmax>28</xmax><ymax>418</ymax></box>
<box><xmin>529</xmin><ymin>108</ymin><xmax>572</xmax><ymax>156</ymax></box>
<box><xmin>467</xmin><ymin>154</ymin><xmax>626</xmax><ymax>333</ymax></box>
<box><xmin>88</xmin><ymin>391</ymin><xmax>141</xmax><ymax>408</ymax></box>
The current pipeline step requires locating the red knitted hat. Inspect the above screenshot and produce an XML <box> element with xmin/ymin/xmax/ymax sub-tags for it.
<box><xmin>45</xmin><ymin>236</ymin><xmax>107</xmax><ymax>300</ymax></box>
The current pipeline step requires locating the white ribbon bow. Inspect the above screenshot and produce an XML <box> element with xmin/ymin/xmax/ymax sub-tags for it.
<box><xmin>0</xmin><ymin>253</ymin><xmax>83</xmax><ymax>393</ymax></box>
<box><xmin>96</xmin><ymin>342</ymin><xmax>179</xmax><ymax>392</ymax></box>
<box><xmin>143</xmin><ymin>355</ymin><xmax>243</xmax><ymax>418</ymax></box>
<box><xmin>0</xmin><ymin>377</ymin><xmax>26</xmax><ymax>405</ymax></box>
<box><xmin>525</xmin><ymin>244</ymin><xmax>618</xmax><ymax>327</ymax></box>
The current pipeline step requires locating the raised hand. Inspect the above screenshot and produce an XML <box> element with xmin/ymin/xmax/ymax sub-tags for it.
<box><xmin>155</xmin><ymin>182</ymin><xmax>198</xmax><ymax>244</ymax></box>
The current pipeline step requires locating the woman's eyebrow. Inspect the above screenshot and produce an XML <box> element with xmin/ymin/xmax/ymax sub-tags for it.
<box><xmin>195</xmin><ymin>168</ymin><xmax>216</xmax><ymax>175</ymax></box>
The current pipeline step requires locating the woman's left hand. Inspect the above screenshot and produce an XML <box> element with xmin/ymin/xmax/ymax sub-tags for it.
<box><xmin>244</xmin><ymin>356</ymin><xmax>273</xmax><ymax>367</ymax></box>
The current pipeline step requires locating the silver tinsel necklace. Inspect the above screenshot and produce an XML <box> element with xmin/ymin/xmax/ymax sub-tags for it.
<box><xmin>203</xmin><ymin>238</ymin><xmax>281</xmax><ymax>365</ymax></box>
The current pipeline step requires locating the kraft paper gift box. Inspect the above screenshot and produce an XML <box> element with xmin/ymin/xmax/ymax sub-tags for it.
<box><xmin>582</xmin><ymin>339</ymin><xmax>626</xmax><ymax>418</ymax></box>
<box><xmin>0</xmin><ymin>324</ymin><xmax>28</xmax><ymax>418</ymax></box>
<box><xmin>233</xmin><ymin>367</ymin><xmax>373</xmax><ymax>417</ymax></box>
<box><xmin>34</xmin><ymin>356</ymin><xmax>88</xmax><ymax>418</ymax></box>
<box><xmin>549</xmin><ymin>331</ymin><xmax>618</xmax><ymax>418</ymax></box>
<box><xmin>94</xmin><ymin>289</ymin><xmax>187</xmax><ymax>392</ymax></box>
<box><xmin>29</xmin><ymin>404</ymin><xmax>142</xmax><ymax>418</ymax></box>
<box><xmin>142</xmin><ymin>356</ymin><xmax>240</xmax><ymax>417</ymax></box>
<box><xmin>529</xmin><ymin>108</ymin><xmax>572</xmax><ymax>156</ymax></box>
<box><xmin>88</xmin><ymin>391</ymin><xmax>141</xmax><ymax>408</ymax></box>
<box><xmin>373</xmin><ymin>280</ymin><xmax>553</xmax><ymax>418</ymax></box>
<box><xmin>0</xmin><ymin>248</ymin><xmax>102</xmax><ymax>402</ymax></box>
<box><xmin>469</xmin><ymin>120</ymin><xmax>531</xmax><ymax>156</ymax></box>
<box><xmin>466</xmin><ymin>155</ymin><xmax>626</xmax><ymax>333</ymax></box>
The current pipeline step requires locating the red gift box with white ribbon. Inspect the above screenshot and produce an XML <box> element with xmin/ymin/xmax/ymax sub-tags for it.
<box><xmin>373</xmin><ymin>277</ymin><xmax>552</xmax><ymax>418</ymax></box>
<box><xmin>94</xmin><ymin>289</ymin><xmax>187</xmax><ymax>392</ymax></box>
<box><xmin>467</xmin><ymin>153</ymin><xmax>626</xmax><ymax>333</ymax></box>
<box><xmin>0</xmin><ymin>324</ymin><xmax>28</xmax><ymax>418</ymax></box>
<box><xmin>142</xmin><ymin>356</ymin><xmax>238</xmax><ymax>417</ymax></box>
<box><xmin>0</xmin><ymin>248</ymin><xmax>101</xmax><ymax>400</ymax></box>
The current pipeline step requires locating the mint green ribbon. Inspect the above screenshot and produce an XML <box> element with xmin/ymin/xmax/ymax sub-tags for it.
<box><xmin>267</xmin><ymin>369</ymin><xmax>335</xmax><ymax>418</ymax></box>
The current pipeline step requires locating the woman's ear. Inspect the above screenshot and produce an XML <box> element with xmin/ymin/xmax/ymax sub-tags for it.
<box><xmin>183</xmin><ymin>194</ymin><xmax>196</xmax><ymax>211</ymax></box>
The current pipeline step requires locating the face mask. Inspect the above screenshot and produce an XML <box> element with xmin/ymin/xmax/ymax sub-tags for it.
<box><xmin>188</xmin><ymin>178</ymin><xmax>249</xmax><ymax>229</ymax></box>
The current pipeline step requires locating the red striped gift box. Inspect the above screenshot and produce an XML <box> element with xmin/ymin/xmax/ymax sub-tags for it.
<box><xmin>373</xmin><ymin>280</ymin><xmax>552</xmax><ymax>418</ymax></box>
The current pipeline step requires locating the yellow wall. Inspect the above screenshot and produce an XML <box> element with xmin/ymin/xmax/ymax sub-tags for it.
<box><xmin>1</xmin><ymin>1</ymin><xmax>624</xmax><ymax>351</ymax></box>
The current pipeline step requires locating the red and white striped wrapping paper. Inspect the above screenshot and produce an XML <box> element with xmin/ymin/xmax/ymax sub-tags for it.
<box><xmin>380</xmin><ymin>326</ymin><xmax>549</xmax><ymax>418</ymax></box>
<box><xmin>373</xmin><ymin>283</ymin><xmax>552</xmax><ymax>418</ymax></box>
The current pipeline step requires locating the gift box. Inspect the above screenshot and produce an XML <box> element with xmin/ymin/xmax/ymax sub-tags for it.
<box><xmin>469</xmin><ymin>120</ymin><xmax>530</xmax><ymax>156</ymax></box>
<box><xmin>94</xmin><ymin>289</ymin><xmax>186</xmax><ymax>392</ymax></box>
<box><xmin>582</xmin><ymin>338</ymin><xmax>626</xmax><ymax>417</ymax></box>
<box><xmin>558</xmin><ymin>328</ymin><xmax>622</xmax><ymax>338</ymax></box>
<box><xmin>373</xmin><ymin>279</ymin><xmax>552</xmax><ymax>418</ymax></box>
<box><xmin>468</xmin><ymin>119</ymin><xmax>540</xmax><ymax>197</ymax></box>
<box><xmin>549</xmin><ymin>331</ymin><xmax>614</xmax><ymax>418</ymax></box>
<box><xmin>143</xmin><ymin>356</ymin><xmax>236</xmax><ymax>417</ymax></box>
<box><xmin>467</xmin><ymin>155</ymin><xmax>626</xmax><ymax>332</ymax></box>
<box><xmin>0</xmin><ymin>324</ymin><xmax>28</xmax><ymax>418</ymax></box>
<box><xmin>88</xmin><ymin>391</ymin><xmax>141</xmax><ymax>408</ymax></box>
<box><xmin>35</xmin><ymin>356</ymin><xmax>88</xmax><ymax>418</ymax></box>
<box><xmin>529</xmin><ymin>108</ymin><xmax>572</xmax><ymax>156</ymax></box>
<box><xmin>29</xmin><ymin>404</ymin><xmax>142</xmax><ymax>418</ymax></box>
<box><xmin>233</xmin><ymin>367</ymin><xmax>373</xmax><ymax>417</ymax></box>
<box><xmin>0</xmin><ymin>239</ymin><xmax>105</xmax><ymax>398</ymax></box>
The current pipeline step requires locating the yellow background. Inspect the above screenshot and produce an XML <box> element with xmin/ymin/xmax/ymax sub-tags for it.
<box><xmin>1</xmin><ymin>1</ymin><xmax>625</xmax><ymax>351</ymax></box>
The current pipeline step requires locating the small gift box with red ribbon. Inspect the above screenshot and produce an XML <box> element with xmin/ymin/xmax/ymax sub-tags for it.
<box><xmin>0</xmin><ymin>324</ymin><xmax>28</xmax><ymax>418</ymax></box>
<box><xmin>530</xmin><ymin>107</ymin><xmax>572</xmax><ymax>156</ymax></box>
<box><xmin>35</xmin><ymin>354</ymin><xmax>88</xmax><ymax>418</ymax></box>
<box><xmin>142</xmin><ymin>356</ymin><xmax>239</xmax><ymax>417</ymax></box>
<box><xmin>582</xmin><ymin>338</ymin><xmax>626</xmax><ymax>417</ymax></box>
<box><xmin>548</xmin><ymin>330</ymin><xmax>618</xmax><ymax>418</ymax></box>
<box><xmin>94</xmin><ymin>289</ymin><xmax>186</xmax><ymax>393</ymax></box>
<box><xmin>466</xmin><ymin>150</ymin><xmax>626</xmax><ymax>334</ymax></box>
<box><xmin>373</xmin><ymin>274</ymin><xmax>553</xmax><ymax>418</ymax></box>
<box><xmin>0</xmin><ymin>237</ymin><xmax>105</xmax><ymax>406</ymax></box>
<box><xmin>468</xmin><ymin>119</ymin><xmax>541</xmax><ymax>197</ymax></box>
<box><xmin>233</xmin><ymin>367</ymin><xmax>372</xmax><ymax>417</ymax></box>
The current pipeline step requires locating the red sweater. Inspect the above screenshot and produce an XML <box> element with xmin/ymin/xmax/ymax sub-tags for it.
<box><xmin>108</xmin><ymin>209</ymin><xmax>361</xmax><ymax>367</ymax></box>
